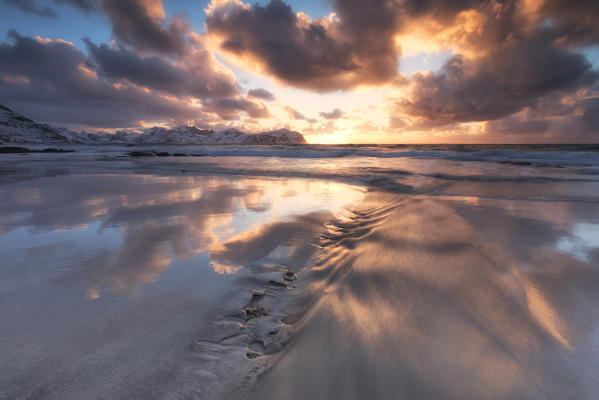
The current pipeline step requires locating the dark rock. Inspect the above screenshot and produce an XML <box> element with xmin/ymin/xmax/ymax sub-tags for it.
<box><xmin>267</xmin><ymin>280</ymin><xmax>289</xmax><ymax>288</ymax></box>
<box><xmin>14</xmin><ymin>115</ymin><xmax>34</xmax><ymax>123</ymax></box>
<box><xmin>538</xmin><ymin>163</ymin><xmax>565</xmax><ymax>168</ymax></box>
<box><xmin>155</xmin><ymin>152</ymin><xmax>170</xmax><ymax>157</ymax></box>
<box><xmin>0</xmin><ymin>146</ymin><xmax>31</xmax><ymax>153</ymax></box>
<box><xmin>173</xmin><ymin>153</ymin><xmax>190</xmax><ymax>157</ymax></box>
<box><xmin>242</xmin><ymin>305</ymin><xmax>268</xmax><ymax>320</ymax></box>
<box><xmin>241</xmin><ymin>289</ymin><xmax>268</xmax><ymax>320</ymax></box>
<box><xmin>128</xmin><ymin>151</ymin><xmax>157</xmax><ymax>157</ymax></box>
<box><xmin>246</xmin><ymin>351</ymin><xmax>262</xmax><ymax>359</ymax></box>
<box><xmin>38</xmin><ymin>148</ymin><xmax>75</xmax><ymax>153</ymax></box>
<box><xmin>283</xmin><ymin>270</ymin><xmax>297</xmax><ymax>282</ymax></box>
<box><xmin>498</xmin><ymin>160</ymin><xmax>532</xmax><ymax>166</ymax></box>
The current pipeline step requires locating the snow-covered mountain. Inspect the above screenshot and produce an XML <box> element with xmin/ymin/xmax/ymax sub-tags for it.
<box><xmin>0</xmin><ymin>105</ymin><xmax>307</xmax><ymax>145</ymax></box>
<box><xmin>0</xmin><ymin>105</ymin><xmax>72</xmax><ymax>144</ymax></box>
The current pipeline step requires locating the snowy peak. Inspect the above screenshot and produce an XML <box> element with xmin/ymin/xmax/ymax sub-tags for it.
<box><xmin>0</xmin><ymin>105</ymin><xmax>308</xmax><ymax>145</ymax></box>
<box><xmin>0</xmin><ymin>105</ymin><xmax>71</xmax><ymax>144</ymax></box>
<box><xmin>247</xmin><ymin>129</ymin><xmax>307</xmax><ymax>144</ymax></box>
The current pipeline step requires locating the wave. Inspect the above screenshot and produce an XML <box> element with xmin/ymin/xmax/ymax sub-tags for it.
<box><xmin>6</xmin><ymin>143</ymin><xmax>599</xmax><ymax>203</ymax></box>
<box><xmin>77</xmin><ymin>144</ymin><xmax>599</xmax><ymax>166</ymax></box>
<box><xmin>19</xmin><ymin>143</ymin><xmax>599</xmax><ymax>167</ymax></box>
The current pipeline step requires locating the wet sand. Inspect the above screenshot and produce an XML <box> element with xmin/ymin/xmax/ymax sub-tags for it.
<box><xmin>1</xmin><ymin>147</ymin><xmax>598</xmax><ymax>399</ymax></box>
<box><xmin>0</xmin><ymin>173</ymin><xmax>362</xmax><ymax>399</ymax></box>
<box><xmin>242</xmin><ymin>193</ymin><xmax>599</xmax><ymax>399</ymax></box>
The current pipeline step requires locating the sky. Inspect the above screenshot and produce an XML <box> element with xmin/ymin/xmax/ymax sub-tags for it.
<box><xmin>1</xmin><ymin>0</ymin><xmax>598</xmax><ymax>143</ymax></box>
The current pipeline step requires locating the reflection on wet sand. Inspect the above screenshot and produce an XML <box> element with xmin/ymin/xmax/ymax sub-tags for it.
<box><xmin>246</xmin><ymin>193</ymin><xmax>599</xmax><ymax>400</ymax></box>
<box><xmin>1</xmin><ymin>168</ymin><xmax>598</xmax><ymax>399</ymax></box>
<box><xmin>0</xmin><ymin>173</ymin><xmax>363</xmax><ymax>400</ymax></box>
<box><xmin>0</xmin><ymin>174</ymin><xmax>361</xmax><ymax>297</ymax></box>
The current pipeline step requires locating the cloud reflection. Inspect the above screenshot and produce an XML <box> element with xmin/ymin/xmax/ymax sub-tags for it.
<box><xmin>0</xmin><ymin>173</ymin><xmax>361</xmax><ymax>297</ymax></box>
<box><xmin>248</xmin><ymin>194</ymin><xmax>599</xmax><ymax>399</ymax></box>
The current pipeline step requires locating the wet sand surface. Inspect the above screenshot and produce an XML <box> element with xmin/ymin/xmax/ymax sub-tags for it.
<box><xmin>0</xmin><ymin>173</ymin><xmax>362</xmax><ymax>399</ymax></box>
<box><xmin>1</xmin><ymin>147</ymin><xmax>598</xmax><ymax>399</ymax></box>
<box><xmin>243</xmin><ymin>193</ymin><xmax>599</xmax><ymax>399</ymax></box>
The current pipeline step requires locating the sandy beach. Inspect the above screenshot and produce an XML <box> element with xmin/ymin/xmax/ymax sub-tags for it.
<box><xmin>0</xmin><ymin>145</ymin><xmax>598</xmax><ymax>399</ymax></box>
<box><xmin>3</xmin><ymin>0</ymin><xmax>599</xmax><ymax>397</ymax></box>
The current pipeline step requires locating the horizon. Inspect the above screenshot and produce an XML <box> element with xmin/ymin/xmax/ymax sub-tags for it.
<box><xmin>1</xmin><ymin>0</ymin><xmax>599</xmax><ymax>144</ymax></box>
<box><xmin>2</xmin><ymin>99</ymin><xmax>599</xmax><ymax>145</ymax></box>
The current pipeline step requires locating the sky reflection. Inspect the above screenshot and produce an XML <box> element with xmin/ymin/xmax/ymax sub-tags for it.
<box><xmin>0</xmin><ymin>172</ymin><xmax>364</xmax><ymax>399</ymax></box>
<box><xmin>249</xmin><ymin>193</ymin><xmax>599</xmax><ymax>400</ymax></box>
<box><xmin>0</xmin><ymin>174</ymin><xmax>362</xmax><ymax>297</ymax></box>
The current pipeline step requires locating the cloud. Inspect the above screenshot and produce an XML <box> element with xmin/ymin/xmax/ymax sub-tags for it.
<box><xmin>202</xmin><ymin>97</ymin><xmax>271</xmax><ymax>120</ymax></box>
<box><xmin>204</xmin><ymin>0</ymin><xmax>493</xmax><ymax>92</ymax></box>
<box><xmin>99</xmin><ymin>0</ymin><xmax>188</xmax><ymax>54</ymax></box>
<box><xmin>580</xmin><ymin>97</ymin><xmax>599</xmax><ymax>131</ymax></box>
<box><xmin>4</xmin><ymin>0</ymin><xmax>599</xmax><ymax>140</ymax></box>
<box><xmin>0</xmin><ymin>31</ymin><xmax>204</xmax><ymax>128</ymax></box>
<box><xmin>403</xmin><ymin>51</ymin><xmax>595</xmax><ymax>124</ymax></box>
<box><xmin>540</xmin><ymin>0</ymin><xmax>599</xmax><ymax>45</ymax></box>
<box><xmin>54</xmin><ymin>1</ymin><xmax>189</xmax><ymax>54</ymax></box>
<box><xmin>284</xmin><ymin>106</ymin><xmax>316</xmax><ymax>123</ymax></box>
<box><xmin>399</xmin><ymin>1</ymin><xmax>598</xmax><ymax>125</ymax></box>
<box><xmin>320</xmin><ymin>108</ymin><xmax>343</xmax><ymax>120</ymax></box>
<box><xmin>535</xmin><ymin>91</ymin><xmax>599</xmax><ymax>138</ymax></box>
<box><xmin>84</xmin><ymin>38</ymin><xmax>239</xmax><ymax>98</ymax></box>
<box><xmin>206</xmin><ymin>0</ymin><xmax>599</xmax><ymax>139</ymax></box>
<box><xmin>478</xmin><ymin>89</ymin><xmax>599</xmax><ymax>142</ymax></box>
<box><xmin>53</xmin><ymin>0</ymin><xmax>99</xmax><ymax>12</ymax></box>
<box><xmin>206</xmin><ymin>0</ymin><xmax>401</xmax><ymax>91</ymax></box>
<box><xmin>247</xmin><ymin>88</ymin><xmax>275</xmax><ymax>101</ymax></box>
<box><xmin>485</xmin><ymin>116</ymin><xmax>550</xmax><ymax>136</ymax></box>
<box><xmin>2</xmin><ymin>0</ymin><xmax>57</xmax><ymax>17</ymax></box>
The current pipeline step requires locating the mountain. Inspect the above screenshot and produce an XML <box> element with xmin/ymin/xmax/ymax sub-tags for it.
<box><xmin>0</xmin><ymin>105</ymin><xmax>307</xmax><ymax>145</ymax></box>
<box><xmin>0</xmin><ymin>105</ymin><xmax>72</xmax><ymax>144</ymax></box>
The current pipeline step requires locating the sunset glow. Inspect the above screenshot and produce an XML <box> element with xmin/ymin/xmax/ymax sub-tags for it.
<box><xmin>1</xmin><ymin>0</ymin><xmax>597</xmax><ymax>142</ymax></box>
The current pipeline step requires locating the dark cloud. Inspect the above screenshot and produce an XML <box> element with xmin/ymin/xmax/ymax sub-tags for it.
<box><xmin>84</xmin><ymin>39</ymin><xmax>238</xmax><ymax>98</ymax></box>
<box><xmin>99</xmin><ymin>0</ymin><xmax>188</xmax><ymax>54</ymax></box>
<box><xmin>206</xmin><ymin>0</ymin><xmax>398</xmax><ymax>91</ymax></box>
<box><xmin>202</xmin><ymin>98</ymin><xmax>271</xmax><ymax>120</ymax></box>
<box><xmin>580</xmin><ymin>97</ymin><xmax>599</xmax><ymax>131</ymax></box>
<box><xmin>482</xmin><ymin>89</ymin><xmax>599</xmax><ymax>141</ymax></box>
<box><xmin>404</xmin><ymin>50</ymin><xmax>595</xmax><ymax>123</ymax></box>
<box><xmin>207</xmin><ymin>0</ymin><xmax>599</xmax><ymax>136</ymax></box>
<box><xmin>247</xmin><ymin>88</ymin><xmax>275</xmax><ymax>101</ymax></box>
<box><xmin>2</xmin><ymin>0</ymin><xmax>57</xmax><ymax>17</ymax></box>
<box><xmin>0</xmin><ymin>31</ymin><xmax>202</xmax><ymax>128</ymax></box>
<box><xmin>284</xmin><ymin>106</ymin><xmax>316</xmax><ymax>123</ymax></box>
<box><xmin>485</xmin><ymin>116</ymin><xmax>550</xmax><ymax>136</ymax></box>
<box><xmin>53</xmin><ymin>0</ymin><xmax>99</xmax><ymax>12</ymax></box>
<box><xmin>547</xmin><ymin>94</ymin><xmax>599</xmax><ymax>137</ymax></box>
<box><xmin>325</xmin><ymin>0</ymin><xmax>404</xmax><ymax>84</ymax></box>
<box><xmin>389</xmin><ymin>116</ymin><xmax>408</xmax><ymax>130</ymax></box>
<box><xmin>205</xmin><ymin>0</ymin><xmax>491</xmax><ymax>91</ymax></box>
<box><xmin>540</xmin><ymin>0</ymin><xmax>599</xmax><ymax>45</ymax></box>
<box><xmin>401</xmin><ymin>1</ymin><xmax>598</xmax><ymax>125</ymax></box>
<box><xmin>52</xmin><ymin>0</ymin><xmax>188</xmax><ymax>54</ymax></box>
<box><xmin>320</xmin><ymin>108</ymin><xmax>343</xmax><ymax>119</ymax></box>
<box><xmin>4</xmin><ymin>0</ymin><xmax>599</xmax><ymax>138</ymax></box>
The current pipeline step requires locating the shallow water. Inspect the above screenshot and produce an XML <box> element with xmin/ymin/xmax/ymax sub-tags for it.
<box><xmin>1</xmin><ymin>145</ymin><xmax>598</xmax><ymax>399</ymax></box>
<box><xmin>245</xmin><ymin>194</ymin><xmax>599</xmax><ymax>399</ymax></box>
<box><xmin>0</xmin><ymin>173</ymin><xmax>362</xmax><ymax>399</ymax></box>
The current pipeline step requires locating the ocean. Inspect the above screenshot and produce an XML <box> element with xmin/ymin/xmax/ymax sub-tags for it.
<box><xmin>0</xmin><ymin>144</ymin><xmax>598</xmax><ymax>399</ymax></box>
